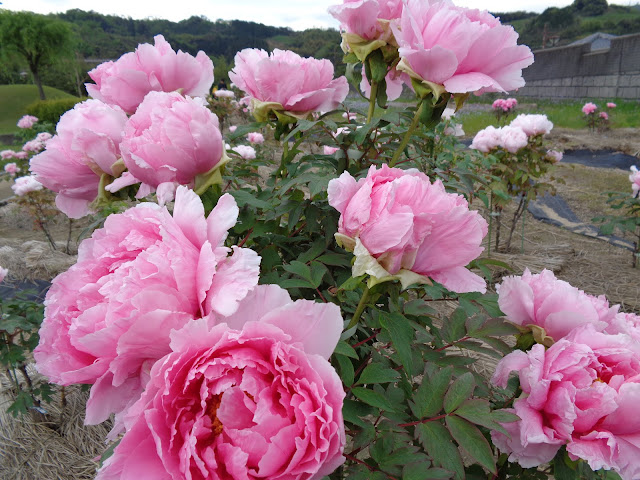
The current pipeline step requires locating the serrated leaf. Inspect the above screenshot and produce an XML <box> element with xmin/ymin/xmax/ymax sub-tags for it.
<box><xmin>402</xmin><ymin>462</ymin><xmax>434</xmax><ymax>480</ymax></box>
<box><xmin>442</xmin><ymin>307</ymin><xmax>467</xmax><ymax>343</ymax></box>
<box><xmin>343</xmin><ymin>398</ymin><xmax>374</xmax><ymax>428</ymax></box>
<box><xmin>453</xmin><ymin>399</ymin><xmax>509</xmax><ymax>435</ymax></box>
<box><xmin>416</xmin><ymin>422</ymin><xmax>464</xmax><ymax>480</ymax></box>
<box><xmin>283</xmin><ymin>260</ymin><xmax>312</xmax><ymax>281</ymax></box>
<box><xmin>445</xmin><ymin>416</ymin><xmax>496</xmax><ymax>474</ymax></box>
<box><xmin>358</xmin><ymin>362</ymin><xmax>401</xmax><ymax>385</ymax></box>
<box><xmin>352</xmin><ymin>387</ymin><xmax>397</xmax><ymax>412</ymax></box>
<box><xmin>297</xmin><ymin>239</ymin><xmax>326</xmax><ymax>263</ymax></box>
<box><xmin>412</xmin><ymin>366</ymin><xmax>453</xmax><ymax>418</ymax></box>
<box><xmin>444</xmin><ymin>372</ymin><xmax>476</xmax><ymax>413</ymax></box>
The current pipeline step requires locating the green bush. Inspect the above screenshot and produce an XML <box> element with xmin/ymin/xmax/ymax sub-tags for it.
<box><xmin>25</xmin><ymin>97</ymin><xmax>86</xmax><ymax>125</ymax></box>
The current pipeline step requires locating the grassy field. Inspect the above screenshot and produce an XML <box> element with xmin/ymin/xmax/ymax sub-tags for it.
<box><xmin>0</xmin><ymin>84</ymin><xmax>76</xmax><ymax>135</ymax></box>
<box><xmin>458</xmin><ymin>98</ymin><xmax>639</xmax><ymax>136</ymax></box>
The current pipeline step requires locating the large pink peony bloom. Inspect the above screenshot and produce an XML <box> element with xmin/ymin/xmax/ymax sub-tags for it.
<box><xmin>34</xmin><ymin>187</ymin><xmax>261</xmax><ymax>425</ymax></box>
<box><xmin>29</xmin><ymin>100</ymin><xmax>128</xmax><ymax>218</ymax></box>
<box><xmin>510</xmin><ymin>114</ymin><xmax>553</xmax><ymax>137</ymax></box>
<box><xmin>86</xmin><ymin>35</ymin><xmax>214</xmax><ymax>114</ymax></box>
<box><xmin>392</xmin><ymin>0</ymin><xmax>533</xmax><ymax>96</ymax></box>
<box><xmin>96</xmin><ymin>285</ymin><xmax>345</xmax><ymax>480</ymax></box>
<box><xmin>118</xmin><ymin>91</ymin><xmax>226</xmax><ymax>203</ymax></box>
<box><xmin>492</xmin><ymin>325</ymin><xmax>640</xmax><ymax>479</ymax></box>
<box><xmin>229</xmin><ymin>49</ymin><xmax>349</xmax><ymax>121</ymax></box>
<box><xmin>497</xmin><ymin>269</ymin><xmax>618</xmax><ymax>344</ymax></box>
<box><xmin>499</xmin><ymin>125</ymin><xmax>528</xmax><ymax>153</ymax></box>
<box><xmin>328</xmin><ymin>165</ymin><xmax>488</xmax><ymax>293</ymax></box>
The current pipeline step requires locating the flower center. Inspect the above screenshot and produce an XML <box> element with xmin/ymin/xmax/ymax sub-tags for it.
<box><xmin>206</xmin><ymin>394</ymin><xmax>224</xmax><ymax>436</ymax></box>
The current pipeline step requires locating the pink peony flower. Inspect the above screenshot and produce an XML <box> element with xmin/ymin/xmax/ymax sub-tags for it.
<box><xmin>118</xmin><ymin>91</ymin><xmax>226</xmax><ymax>203</ymax></box>
<box><xmin>599</xmin><ymin>111</ymin><xmax>609</xmax><ymax>120</ymax></box>
<box><xmin>1</xmin><ymin>150</ymin><xmax>16</xmax><ymax>160</ymax></box>
<box><xmin>546</xmin><ymin>150</ymin><xmax>563</xmax><ymax>163</ymax></box>
<box><xmin>3</xmin><ymin>162</ymin><xmax>20</xmax><ymax>174</ymax></box>
<box><xmin>492</xmin><ymin>324</ymin><xmax>640</xmax><ymax>479</ymax></box>
<box><xmin>582</xmin><ymin>102</ymin><xmax>597</xmax><ymax>115</ymax></box>
<box><xmin>29</xmin><ymin>99</ymin><xmax>128</xmax><ymax>218</ymax></box>
<box><xmin>497</xmin><ymin>268</ymin><xmax>618</xmax><ymax>343</ymax></box>
<box><xmin>498</xmin><ymin>125</ymin><xmax>528</xmax><ymax>153</ymax></box>
<box><xmin>607</xmin><ymin>102</ymin><xmax>617</xmax><ymax>109</ymax></box>
<box><xmin>232</xmin><ymin>145</ymin><xmax>257</xmax><ymax>160</ymax></box>
<box><xmin>13</xmin><ymin>151</ymin><xmax>28</xmax><ymax>160</ymax></box>
<box><xmin>393</xmin><ymin>0</ymin><xmax>533</xmax><ymax>96</ymax></box>
<box><xmin>34</xmin><ymin>187</ymin><xmax>261</xmax><ymax>426</ymax></box>
<box><xmin>228</xmin><ymin>125</ymin><xmax>237</xmax><ymax>133</ymax></box>
<box><xmin>86</xmin><ymin>35</ymin><xmax>214</xmax><ymax>114</ymax></box>
<box><xmin>95</xmin><ymin>285</ymin><xmax>346</xmax><ymax>480</ymax></box>
<box><xmin>470</xmin><ymin>126</ymin><xmax>503</xmax><ymax>153</ymax></box>
<box><xmin>11</xmin><ymin>175</ymin><xmax>43</xmax><ymax>196</ymax></box>
<box><xmin>229</xmin><ymin>48</ymin><xmax>349</xmax><ymax>121</ymax></box>
<box><xmin>22</xmin><ymin>139</ymin><xmax>45</xmax><ymax>153</ymax></box>
<box><xmin>629</xmin><ymin>166</ymin><xmax>640</xmax><ymax>197</ymax></box>
<box><xmin>328</xmin><ymin>165</ymin><xmax>488</xmax><ymax>293</ymax></box>
<box><xmin>17</xmin><ymin>115</ymin><xmax>38</xmax><ymax>129</ymax></box>
<box><xmin>36</xmin><ymin>132</ymin><xmax>52</xmax><ymax>143</ymax></box>
<box><xmin>324</xmin><ymin>145</ymin><xmax>340</xmax><ymax>155</ymax></box>
<box><xmin>444</xmin><ymin>122</ymin><xmax>464</xmax><ymax>137</ymax></box>
<box><xmin>246</xmin><ymin>131</ymin><xmax>265</xmax><ymax>144</ymax></box>
<box><xmin>328</xmin><ymin>0</ymin><xmax>403</xmax><ymax>46</ymax></box>
<box><xmin>0</xmin><ymin>266</ymin><xmax>7</xmax><ymax>283</ymax></box>
<box><xmin>509</xmin><ymin>114</ymin><xmax>553</xmax><ymax>137</ymax></box>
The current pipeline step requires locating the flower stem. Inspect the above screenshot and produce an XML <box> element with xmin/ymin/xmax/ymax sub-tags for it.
<box><xmin>366</xmin><ymin>81</ymin><xmax>378</xmax><ymax>124</ymax></box>
<box><xmin>389</xmin><ymin>100</ymin><xmax>424</xmax><ymax>167</ymax></box>
<box><xmin>346</xmin><ymin>285</ymin><xmax>370</xmax><ymax>330</ymax></box>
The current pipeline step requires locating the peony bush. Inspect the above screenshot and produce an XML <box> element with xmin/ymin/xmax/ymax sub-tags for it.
<box><xmin>2</xmin><ymin>5</ymin><xmax>638</xmax><ymax>480</ymax></box>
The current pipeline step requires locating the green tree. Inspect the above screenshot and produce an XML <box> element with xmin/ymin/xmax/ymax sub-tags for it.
<box><xmin>0</xmin><ymin>10</ymin><xmax>74</xmax><ymax>99</ymax></box>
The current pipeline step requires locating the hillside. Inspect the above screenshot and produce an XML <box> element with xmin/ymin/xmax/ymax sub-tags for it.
<box><xmin>0</xmin><ymin>84</ymin><xmax>76</xmax><ymax>134</ymax></box>
<box><xmin>496</xmin><ymin>2</ymin><xmax>640</xmax><ymax>49</ymax></box>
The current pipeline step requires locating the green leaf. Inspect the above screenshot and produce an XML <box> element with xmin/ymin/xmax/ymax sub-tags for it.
<box><xmin>453</xmin><ymin>399</ymin><xmax>509</xmax><ymax>435</ymax></box>
<box><xmin>99</xmin><ymin>438</ymin><xmax>122</xmax><ymax>468</ymax></box>
<box><xmin>283</xmin><ymin>260</ymin><xmax>312</xmax><ymax>281</ymax></box>
<box><xmin>416</xmin><ymin>422</ymin><xmax>464</xmax><ymax>480</ymax></box>
<box><xmin>351</xmin><ymin>387</ymin><xmax>397</xmax><ymax>412</ymax></box>
<box><xmin>309</xmin><ymin>261</ymin><xmax>328</xmax><ymax>288</ymax></box>
<box><xmin>316</xmin><ymin>253</ymin><xmax>352</xmax><ymax>267</ymax></box>
<box><xmin>335</xmin><ymin>354</ymin><xmax>355</xmax><ymax>387</ymax></box>
<box><xmin>379</xmin><ymin>312</ymin><xmax>414</xmax><ymax>374</ymax></box>
<box><xmin>297</xmin><ymin>238</ymin><xmax>326</xmax><ymax>263</ymax></box>
<box><xmin>444</xmin><ymin>372</ymin><xmax>476</xmax><ymax>413</ymax></box>
<box><xmin>358</xmin><ymin>362</ymin><xmax>401</xmax><ymax>385</ymax></box>
<box><xmin>7</xmin><ymin>390</ymin><xmax>33</xmax><ymax>417</ymax></box>
<box><xmin>412</xmin><ymin>366</ymin><xmax>453</xmax><ymax>418</ymax></box>
<box><xmin>230</xmin><ymin>190</ymin><xmax>271</xmax><ymax>209</ymax></box>
<box><xmin>277</xmin><ymin>278</ymin><xmax>314</xmax><ymax>289</ymax></box>
<box><xmin>445</xmin><ymin>416</ymin><xmax>496</xmax><ymax>474</ymax></box>
<box><xmin>402</xmin><ymin>462</ymin><xmax>435</xmax><ymax>480</ymax></box>
<box><xmin>334</xmin><ymin>340</ymin><xmax>359</xmax><ymax>359</ymax></box>
<box><xmin>441</xmin><ymin>307</ymin><xmax>467</xmax><ymax>343</ymax></box>
<box><xmin>403</xmin><ymin>299</ymin><xmax>437</xmax><ymax>317</ymax></box>
<box><xmin>468</xmin><ymin>318</ymin><xmax>520</xmax><ymax>338</ymax></box>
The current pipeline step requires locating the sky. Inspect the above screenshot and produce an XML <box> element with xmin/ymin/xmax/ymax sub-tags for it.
<box><xmin>2</xmin><ymin>0</ymin><xmax>638</xmax><ymax>31</ymax></box>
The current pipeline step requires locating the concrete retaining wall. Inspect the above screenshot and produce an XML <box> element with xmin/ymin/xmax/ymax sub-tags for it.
<box><xmin>518</xmin><ymin>33</ymin><xmax>640</xmax><ymax>100</ymax></box>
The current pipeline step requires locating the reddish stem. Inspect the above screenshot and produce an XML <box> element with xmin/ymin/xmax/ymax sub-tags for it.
<box><xmin>398</xmin><ymin>413</ymin><xmax>449</xmax><ymax>428</ymax></box>
<box><xmin>435</xmin><ymin>336</ymin><xmax>470</xmax><ymax>352</ymax></box>
<box><xmin>238</xmin><ymin>228</ymin><xmax>253</xmax><ymax>248</ymax></box>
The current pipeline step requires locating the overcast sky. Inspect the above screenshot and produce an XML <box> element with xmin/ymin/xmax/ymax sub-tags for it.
<box><xmin>2</xmin><ymin>0</ymin><xmax>638</xmax><ymax>31</ymax></box>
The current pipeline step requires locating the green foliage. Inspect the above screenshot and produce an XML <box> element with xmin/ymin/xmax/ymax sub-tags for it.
<box><xmin>26</xmin><ymin>97</ymin><xmax>85</xmax><ymax>124</ymax></box>
<box><xmin>0</xmin><ymin>10</ymin><xmax>75</xmax><ymax>98</ymax></box>
<box><xmin>0</xmin><ymin>291</ymin><xmax>54</xmax><ymax>417</ymax></box>
<box><xmin>593</xmin><ymin>190</ymin><xmax>640</xmax><ymax>267</ymax></box>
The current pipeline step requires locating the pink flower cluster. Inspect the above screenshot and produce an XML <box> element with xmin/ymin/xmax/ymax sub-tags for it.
<box><xmin>231</xmin><ymin>144</ymin><xmax>257</xmax><ymax>160</ymax></box>
<box><xmin>0</xmin><ymin>266</ymin><xmax>7</xmax><ymax>283</ymax></box>
<box><xmin>1</xmin><ymin>150</ymin><xmax>28</xmax><ymax>160</ymax></box>
<box><xmin>35</xmin><ymin>188</ymin><xmax>346</xmax><ymax>479</ymax></box>
<box><xmin>582</xmin><ymin>102</ymin><xmax>598</xmax><ymax>115</ymax></box>
<box><xmin>599</xmin><ymin>111</ymin><xmax>609</xmax><ymax>120</ymax></box>
<box><xmin>22</xmin><ymin>132</ymin><xmax>52</xmax><ymax>153</ymax></box>
<box><xmin>30</xmin><ymin>37</ymin><xmax>226</xmax><ymax>218</ymax></box>
<box><xmin>246</xmin><ymin>131</ymin><xmax>265</xmax><ymax>144</ymax></box>
<box><xmin>607</xmin><ymin>102</ymin><xmax>617</xmax><ymax>109</ymax></box>
<box><xmin>471</xmin><ymin>114</ymin><xmax>554</xmax><ymax>153</ymax></box>
<box><xmin>17</xmin><ymin>115</ymin><xmax>38</xmax><ymax>129</ymax></box>
<box><xmin>329</xmin><ymin>0</ymin><xmax>533</xmax><ymax>97</ymax></box>
<box><xmin>492</xmin><ymin>269</ymin><xmax>640</xmax><ymax>478</ymax></box>
<box><xmin>329</xmin><ymin>165</ymin><xmax>488</xmax><ymax>293</ymax></box>
<box><xmin>629</xmin><ymin>166</ymin><xmax>640</xmax><ymax>197</ymax></box>
<box><xmin>3</xmin><ymin>162</ymin><xmax>20</xmax><ymax>175</ymax></box>
<box><xmin>546</xmin><ymin>150</ymin><xmax>563</xmax><ymax>163</ymax></box>
<box><xmin>492</xmin><ymin>98</ymin><xmax>518</xmax><ymax>112</ymax></box>
<box><xmin>11</xmin><ymin>175</ymin><xmax>43</xmax><ymax>196</ymax></box>
<box><xmin>229</xmin><ymin>48</ymin><xmax>349</xmax><ymax>121</ymax></box>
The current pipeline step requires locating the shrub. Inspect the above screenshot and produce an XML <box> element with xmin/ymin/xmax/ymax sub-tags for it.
<box><xmin>25</xmin><ymin>97</ymin><xmax>85</xmax><ymax>125</ymax></box>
